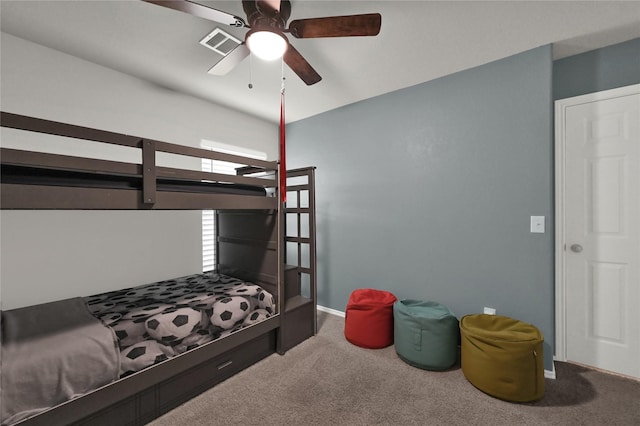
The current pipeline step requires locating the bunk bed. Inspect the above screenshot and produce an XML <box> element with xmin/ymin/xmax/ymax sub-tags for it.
<box><xmin>0</xmin><ymin>112</ymin><xmax>317</xmax><ymax>426</ymax></box>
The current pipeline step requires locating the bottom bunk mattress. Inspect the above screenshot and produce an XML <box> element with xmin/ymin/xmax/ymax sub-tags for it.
<box><xmin>1</xmin><ymin>271</ymin><xmax>276</xmax><ymax>425</ymax></box>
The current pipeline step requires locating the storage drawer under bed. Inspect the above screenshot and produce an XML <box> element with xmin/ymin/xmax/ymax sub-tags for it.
<box><xmin>73</xmin><ymin>330</ymin><xmax>277</xmax><ymax>426</ymax></box>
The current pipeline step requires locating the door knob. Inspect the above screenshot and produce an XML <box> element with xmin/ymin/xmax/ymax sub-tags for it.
<box><xmin>570</xmin><ymin>244</ymin><xmax>583</xmax><ymax>253</ymax></box>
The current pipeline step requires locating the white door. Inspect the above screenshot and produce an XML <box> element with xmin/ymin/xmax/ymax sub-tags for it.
<box><xmin>556</xmin><ymin>85</ymin><xmax>640</xmax><ymax>379</ymax></box>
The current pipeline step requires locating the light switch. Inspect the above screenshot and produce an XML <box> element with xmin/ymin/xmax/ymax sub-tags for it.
<box><xmin>530</xmin><ymin>216</ymin><xmax>545</xmax><ymax>233</ymax></box>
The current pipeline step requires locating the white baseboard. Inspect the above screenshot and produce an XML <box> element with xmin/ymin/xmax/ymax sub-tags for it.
<box><xmin>545</xmin><ymin>361</ymin><xmax>556</xmax><ymax>379</ymax></box>
<box><xmin>317</xmin><ymin>305</ymin><xmax>345</xmax><ymax>318</ymax></box>
<box><xmin>317</xmin><ymin>304</ymin><xmax>556</xmax><ymax>379</ymax></box>
<box><xmin>545</xmin><ymin>368</ymin><xmax>556</xmax><ymax>380</ymax></box>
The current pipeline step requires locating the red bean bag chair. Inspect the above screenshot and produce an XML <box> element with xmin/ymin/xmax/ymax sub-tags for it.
<box><xmin>344</xmin><ymin>288</ymin><xmax>397</xmax><ymax>348</ymax></box>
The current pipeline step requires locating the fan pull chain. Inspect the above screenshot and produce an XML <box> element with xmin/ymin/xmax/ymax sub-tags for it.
<box><xmin>281</xmin><ymin>56</ymin><xmax>285</xmax><ymax>95</ymax></box>
<box><xmin>248</xmin><ymin>52</ymin><xmax>253</xmax><ymax>89</ymax></box>
<box><xmin>279</xmin><ymin>56</ymin><xmax>287</xmax><ymax>203</ymax></box>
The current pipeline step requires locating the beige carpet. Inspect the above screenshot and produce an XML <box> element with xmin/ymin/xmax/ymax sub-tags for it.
<box><xmin>149</xmin><ymin>311</ymin><xmax>640</xmax><ymax>425</ymax></box>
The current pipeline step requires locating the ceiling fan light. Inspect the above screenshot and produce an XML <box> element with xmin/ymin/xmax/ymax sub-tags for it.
<box><xmin>246</xmin><ymin>29</ymin><xmax>287</xmax><ymax>61</ymax></box>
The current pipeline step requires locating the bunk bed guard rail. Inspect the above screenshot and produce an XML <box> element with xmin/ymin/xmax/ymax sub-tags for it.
<box><xmin>0</xmin><ymin>112</ymin><xmax>280</xmax><ymax>210</ymax></box>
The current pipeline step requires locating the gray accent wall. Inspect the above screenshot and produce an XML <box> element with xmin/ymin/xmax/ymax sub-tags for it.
<box><xmin>554</xmin><ymin>37</ymin><xmax>640</xmax><ymax>100</ymax></box>
<box><xmin>287</xmin><ymin>45</ymin><xmax>555</xmax><ymax>370</ymax></box>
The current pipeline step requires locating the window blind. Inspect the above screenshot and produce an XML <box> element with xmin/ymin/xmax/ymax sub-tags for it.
<box><xmin>201</xmin><ymin>143</ymin><xmax>267</xmax><ymax>272</ymax></box>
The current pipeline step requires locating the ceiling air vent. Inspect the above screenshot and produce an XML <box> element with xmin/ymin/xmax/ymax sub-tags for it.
<box><xmin>199</xmin><ymin>28</ymin><xmax>242</xmax><ymax>56</ymax></box>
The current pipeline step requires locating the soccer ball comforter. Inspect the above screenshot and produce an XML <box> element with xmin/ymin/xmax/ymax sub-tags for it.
<box><xmin>1</xmin><ymin>272</ymin><xmax>275</xmax><ymax>425</ymax></box>
<box><xmin>86</xmin><ymin>272</ymin><xmax>276</xmax><ymax>377</ymax></box>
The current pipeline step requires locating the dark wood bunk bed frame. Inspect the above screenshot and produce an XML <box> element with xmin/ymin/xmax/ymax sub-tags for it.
<box><xmin>0</xmin><ymin>112</ymin><xmax>317</xmax><ymax>426</ymax></box>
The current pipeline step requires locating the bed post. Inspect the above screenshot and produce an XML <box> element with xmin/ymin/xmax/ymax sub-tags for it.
<box><xmin>309</xmin><ymin>167</ymin><xmax>317</xmax><ymax>335</ymax></box>
<box><xmin>276</xmin><ymin>165</ymin><xmax>286</xmax><ymax>354</ymax></box>
<box><xmin>141</xmin><ymin>139</ymin><xmax>156</xmax><ymax>205</ymax></box>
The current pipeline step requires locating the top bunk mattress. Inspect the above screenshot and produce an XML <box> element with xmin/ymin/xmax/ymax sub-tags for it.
<box><xmin>1</xmin><ymin>164</ymin><xmax>268</xmax><ymax>197</ymax></box>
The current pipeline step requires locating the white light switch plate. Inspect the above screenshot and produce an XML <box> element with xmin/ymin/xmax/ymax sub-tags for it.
<box><xmin>530</xmin><ymin>216</ymin><xmax>545</xmax><ymax>233</ymax></box>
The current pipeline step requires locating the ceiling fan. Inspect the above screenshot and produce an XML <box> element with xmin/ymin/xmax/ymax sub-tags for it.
<box><xmin>143</xmin><ymin>0</ymin><xmax>382</xmax><ymax>85</ymax></box>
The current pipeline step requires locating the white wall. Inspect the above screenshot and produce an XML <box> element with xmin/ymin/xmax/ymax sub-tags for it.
<box><xmin>0</xmin><ymin>33</ymin><xmax>278</xmax><ymax>309</ymax></box>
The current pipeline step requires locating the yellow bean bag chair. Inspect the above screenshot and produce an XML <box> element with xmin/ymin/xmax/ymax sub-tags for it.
<box><xmin>460</xmin><ymin>314</ymin><xmax>544</xmax><ymax>402</ymax></box>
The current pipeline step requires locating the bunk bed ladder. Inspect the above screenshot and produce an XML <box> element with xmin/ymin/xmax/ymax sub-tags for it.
<box><xmin>279</xmin><ymin>167</ymin><xmax>317</xmax><ymax>353</ymax></box>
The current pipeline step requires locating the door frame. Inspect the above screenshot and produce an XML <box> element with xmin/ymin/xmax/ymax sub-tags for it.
<box><xmin>554</xmin><ymin>83</ymin><xmax>640</xmax><ymax>363</ymax></box>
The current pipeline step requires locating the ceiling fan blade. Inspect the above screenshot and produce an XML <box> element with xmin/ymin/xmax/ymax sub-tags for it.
<box><xmin>288</xmin><ymin>13</ymin><xmax>381</xmax><ymax>38</ymax></box>
<box><xmin>142</xmin><ymin>0</ymin><xmax>247</xmax><ymax>27</ymax></box>
<box><xmin>207</xmin><ymin>44</ymin><xmax>250</xmax><ymax>75</ymax></box>
<box><xmin>283</xmin><ymin>43</ymin><xmax>322</xmax><ymax>86</ymax></box>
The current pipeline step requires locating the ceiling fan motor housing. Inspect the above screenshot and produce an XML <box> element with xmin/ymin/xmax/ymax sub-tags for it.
<box><xmin>242</xmin><ymin>0</ymin><xmax>291</xmax><ymax>30</ymax></box>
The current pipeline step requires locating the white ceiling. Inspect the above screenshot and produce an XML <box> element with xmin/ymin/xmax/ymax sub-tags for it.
<box><xmin>1</xmin><ymin>1</ymin><xmax>640</xmax><ymax>124</ymax></box>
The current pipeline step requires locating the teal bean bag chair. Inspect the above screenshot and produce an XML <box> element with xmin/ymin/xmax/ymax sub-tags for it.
<box><xmin>393</xmin><ymin>300</ymin><xmax>459</xmax><ymax>371</ymax></box>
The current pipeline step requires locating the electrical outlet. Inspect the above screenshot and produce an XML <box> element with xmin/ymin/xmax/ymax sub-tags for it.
<box><xmin>483</xmin><ymin>307</ymin><xmax>496</xmax><ymax>315</ymax></box>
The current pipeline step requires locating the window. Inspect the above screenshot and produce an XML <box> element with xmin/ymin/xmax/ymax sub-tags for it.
<box><xmin>201</xmin><ymin>141</ymin><xmax>267</xmax><ymax>272</ymax></box>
